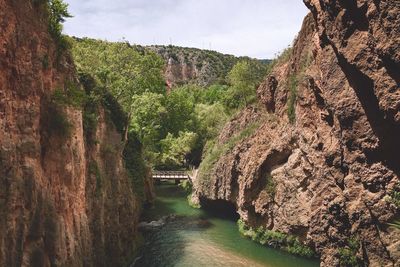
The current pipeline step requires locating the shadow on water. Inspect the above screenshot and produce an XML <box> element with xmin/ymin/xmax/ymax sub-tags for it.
<box><xmin>199</xmin><ymin>197</ymin><xmax>240</xmax><ymax>221</ymax></box>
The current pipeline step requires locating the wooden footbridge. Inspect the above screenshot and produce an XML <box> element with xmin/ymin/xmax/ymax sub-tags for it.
<box><xmin>152</xmin><ymin>170</ymin><xmax>192</xmax><ymax>185</ymax></box>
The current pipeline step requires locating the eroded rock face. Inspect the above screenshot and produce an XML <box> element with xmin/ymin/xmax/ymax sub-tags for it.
<box><xmin>0</xmin><ymin>1</ymin><xmax>149</xmax><ymax>266</ymax></box>
<box><xmin>194</xmin><ymin>2</ymin><xmax>399</xmax><ymax>266</ymax></box>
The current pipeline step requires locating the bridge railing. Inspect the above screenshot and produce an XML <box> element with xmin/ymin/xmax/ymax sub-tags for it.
<box><xmin>152</xmin><ymin>170</ymin><xmax>189</xmax><ymax>179</ymax></box>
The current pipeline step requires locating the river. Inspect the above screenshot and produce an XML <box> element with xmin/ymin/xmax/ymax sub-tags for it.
<box><xmin>134</xmin><ymin>183</ymin><xmax>320</xmax><ymax>267</ymax></box>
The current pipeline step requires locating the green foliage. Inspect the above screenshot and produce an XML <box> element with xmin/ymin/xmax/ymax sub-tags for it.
<box><xmin>179</xmin><ymin>180</ymin><xmax>192</xmax><ymax>194</ymax></box>
<box><xmin>89</xmin><ymin>161</ymin><xmax>103</xmax><ymax>196</ymax></box>
<box><xmin>71</xmin><ymin>38</ymin><xmax>165</xmax><ymax>113</ymax></box>
<box><xmin>83</xmin><ymin>102</ymin><xmax>99</xmax><ymax>145</ymax></box>
<box><xmin>338</xmin><ymin>237</ymin><xmax>360</xmax><ymax>267</ymax></box>
<box><xmin>163</xmin><ymin>87</ymin><xmax>197</xmax><ymax>135</ymax></box>
<box><xmin>159</xmin><ymin>132</ymin><xmax>198</xmax><ymax>168</ymax></box>
<box><xmin>237</xmin><ymin>219</ymin><xmax>316</xmax><ymax>258</ymax></box>
<box><xmin>275</xmin><ymin>46</ymin><xmax>293</xmax><ymax>64</ymax></box>
<box><xmin>225</xmin><ymin>60</ymin><xmax>265</xmax><ymax>108</ymax></box>
<box><xmin>45</xmin><ymin>0</ymin><xmax>72</xmax><ymax>51</ymax></box>
<box><xmin>123</xmin><ymin>132</ymin><xmax>148</xmax><ymax>200</ymax></box>
<box><xmin>47</xmin><ymin>0</ymin><xmax>71</xmax><ymax>37</ymax></box>
<box><xmin>201</xmin><ymin>84</ymin><xmax>229</xmax><ymax>104</ymax></box>
<box><xmin>72</xmin><ymin>38</ymin><xmax>271</xmax><ymax>170</ymax></box>
<box><xmin>195</xmin><ymin>103</ymin><xmax>229</xmax><ymax>140</ymax></box>
<box><xmin>130</xmin><ymin>92</ymin><xmax>166</xmax><ymax>150</ymax></box>
<box><xmin>187</xmin><ymin>195</ymin><xmax>201</xmax><ymax>209</ymax></box>
<box><xmin>199</xmin><ymin>122</ymin><xmax>260</xmax><ymax>183</ymax></box>
<box><xmin>286</xmin><ymin>49</ymin><xmax>313</xmax><ymax>124</ymax></box>
<box><xmin>102</xmin><ymin>92</ymin><xmax>128</xmax><ymax>135</ymax></box>
<box><xmin>52</xmin><ymin>82</ymin><xmax>87</xmax><ymax>108</ymax></box>
<box><xmin>388</xmin><ymin>220</ymin><xmax>400</xmax><ymax>229</ymax></box>
<box><xmin>389</xmin><ymin>184</ymin><xmax>400</xmax><ymax>207</ymax></box>
<box><xmin>386</xmin><ymin>184</ymin><xmax>400</xmax><ymax>229</ymax></box>
<box><xmin>146</xmin><ymin>45</ymin><xmax>268</xmax><ymax>86</ymax></box>
<box><xmin>265</xmin><ymin>174</ymin><xmax>276</xmax><ymax>197</ymax></box>
<box><xmin>287</xmin><ymin>74</ymin><xmax>298</xmax><ymax>124</ymax></box>
<box><xmin>47</xmin><ymin>103</ymin><xmax>71</xmax><ymax>138</ymax></box>
<box><xmin>47</xmin><ymin>81</ymin><xmax>86</xmax><ymax>139</ymax></box>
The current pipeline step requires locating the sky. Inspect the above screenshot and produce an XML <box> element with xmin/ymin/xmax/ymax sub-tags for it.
<box><xmin>63</xmin><ymin>0</ymin><xmax>309</xmax><ymax>59</ymax></box>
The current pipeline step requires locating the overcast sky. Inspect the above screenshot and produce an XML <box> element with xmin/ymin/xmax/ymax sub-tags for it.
<box><xmin>63</xmin><ymin>0</ymin><xmax>309</xmax><ymax>59</ymax></box>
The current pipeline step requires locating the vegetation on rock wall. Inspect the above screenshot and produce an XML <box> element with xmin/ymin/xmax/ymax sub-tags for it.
<box><xmin>146</xmin><ymin>45</ymin><xmax>270</xmax><ymax>86</ymax></box>
<box><xmin>79</xmin><ymin>72</ymin><xmax>149</xmax><ymax>199</ymax></box>
<box><xmin>237</xmin><ymin>219</ymin><xmax>316</xmax><ymax>258</ymax></box>
<box><xmin>198</xmin><ymin>121</ymin><xmax>261</xmax><ymax>186</ymax></box>
<box><xmin>387</xmin><ymin>184</ymin><xmax>400</xmax><ymax>229</ymax></box>
<box><xmin>337</xmin><ymin>237</ymin><xmax>361</xmax><ymax>267</ymax></box>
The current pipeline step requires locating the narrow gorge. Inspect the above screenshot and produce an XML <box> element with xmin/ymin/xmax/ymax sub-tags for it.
<box><xmin>0</xmin><ymin>0</ymin><xmax>399</xmax><ymax>267</ymax></box>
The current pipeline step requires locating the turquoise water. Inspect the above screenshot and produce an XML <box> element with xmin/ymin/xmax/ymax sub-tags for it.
<box><xmin>135</xmin><ymin>184</ymin><xmax>320</xmax><ymax>267</ymax></box>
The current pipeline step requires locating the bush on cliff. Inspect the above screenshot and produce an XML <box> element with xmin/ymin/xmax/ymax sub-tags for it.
<box><xmin>237</xmin><ymin>219</ymin><xmax>316</xmax><ymax>258</ymax></box>
<box><xmin>338</xmin><ymin>237</ymin><xmax>361</xmax><ymax>267</ymax></box>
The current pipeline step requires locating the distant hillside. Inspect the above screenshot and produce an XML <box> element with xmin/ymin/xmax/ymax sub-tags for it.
<box><xmin>71</xmin><ymin>37</ymin><xmax>270</xmax><ymax>88</ymax></box>
<box><xmin>140</xmin><ymin>45</ymin><xmax>270</xmax><ymax>87</ymax></box>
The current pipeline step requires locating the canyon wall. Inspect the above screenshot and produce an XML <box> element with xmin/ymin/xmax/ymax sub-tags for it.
<box><xmin>0</xmin><ymin>1</ymin><xmax>150</xmax><ymax>266</ymax></box>
<box><xmin>194</xmin><ymin>1</ymin><xmax>399</xmax><ymax>266</ymax></box>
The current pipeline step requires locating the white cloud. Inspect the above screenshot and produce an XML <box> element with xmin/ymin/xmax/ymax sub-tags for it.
<box><xmin>63</xmin><ymin>0</ymin><xmax>309</xmax><ymax>58</ymax></box>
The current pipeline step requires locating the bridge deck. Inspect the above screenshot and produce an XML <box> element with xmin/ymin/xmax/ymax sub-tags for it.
<box><xmin>152</xmin><ymin>171</ymin><xmax>189</xmax><ymax>180</ymax></box>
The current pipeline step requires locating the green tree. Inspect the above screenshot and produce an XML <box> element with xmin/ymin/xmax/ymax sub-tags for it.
<box><xmin>47</xmin><ymin>0</ymin><xmax>72</xmax><ymax>39</ymax></box>
<box><xmin>130</xmin><ymin>92</ymin><xmax>166</xmax><ymax>152</ymax></box>
<box><xmin>226</xmin><ymin>60</ymin><xmax>265</xmax><ymax>108</ymax></box>
<box><xmin>72</xmin><ymin>38</ymin><xmax>165</xmax><ymax>142</ymax></box>
<box><xmin>163</xmin><ymin>87</ymin><xmax>197</xmax><ymax>135</ymax></box>
<box><xmin>200</xmin><ymin>84</ymin><xmax>228</xmax><ymax>104</ymax></box>
<box><xmin>195</xmin><ymin>103</ymin><xmax>228</xmax><ymax>140</ymax></box>
<box><xmin>159</xmin><ymin>132</ymin><xmax>198</xmax><ymax>168</ymax></box>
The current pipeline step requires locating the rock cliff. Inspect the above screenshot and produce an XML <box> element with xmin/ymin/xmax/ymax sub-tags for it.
<box><xmin>147</xmin><ymin>45</ymin><xmax>269</xmax><ymax>88</ymax></box>
<box><xmin>0</xmin><ymin>1</ymin><xmax>151</xmax><ymax>266</ymax></box>
<box><xmin>194</xmin><ymin>1</ymin><xmax>400</xmax><ymax>266</ymax></box>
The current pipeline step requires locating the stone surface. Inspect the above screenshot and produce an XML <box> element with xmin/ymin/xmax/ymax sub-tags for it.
<box><xmin>194</xmin><ymin>2</ymin><xmax>400</xmax><ymax>266</ymax></box>
<box><xmin>0</xmin><ymin>1</ymin><xmax>151</xmax><ymax>266</ymax></box>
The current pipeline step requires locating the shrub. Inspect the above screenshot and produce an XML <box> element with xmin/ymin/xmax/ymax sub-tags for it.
<box><xmin>179</xmin><ymin>180</ymin><xmax>192</xmax><ymax>195</ymax></box>
<box><xmin>265</xmin><ymin>174</ymin><xmax>276</xmax><ymax>197</ymax></box>
<box><xmin>102</xmin><ymin>92</ymin><xmax>128</xmax><ymax>135</ymax></box>
<box><xmin>83</xmin><ymin>104</ymin><xmax>99</xmax><ymax>145</ymax></box>
<box><xmin>89</xmin><ymin>161</ymin><xmax>103</xmax><ymax>196</ymax></box>
<box><xmin>199</xmin><ymin>122</ymin><xmax>260</xmax><ymax>185</ymax></box>
<box><xmin>47</xmin><ymin>0</ymin><xmax>72</xmax><ymax>51</ymax></box>
<box><xmin>386</xmin><ymin>184</ymin><xmax>400</xmax><ymax>229</ymax></box>
<box><xmin>287</xmin><ymin>74</ymin><xmax>298</xmax><ymax>124</ymax></box>
<box><xmin>338</xmin><ymin>237</ymin><xmax>361</xmax><ymax>267</ymax></box>
<box><xmin>52</xmin><ymin>82</ymin><xmax>87</xmax><ymax>108</ymax></box>
<box><xmin>47</xmin><ymin>104</ymin><xmax>72</xmax><ymax>138</ymax></box>
<box><xmin>237</xmin><ymin>219</ymin><xmax>317</xmax><ymax>258</ymax></box>
<box><xmin>389</xmin><ymin>184</ymin><xmax>400</xmax><ymax>207</ymax></box>
<box><xmin>123</xmin><ymin>132</ymin><xmax>147</xmax><ymax>200</ymax></box>
<box><xmin>388</xmin><ymin>220</ymin><xmax>400</xmax><ymax>229</ymax></box>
